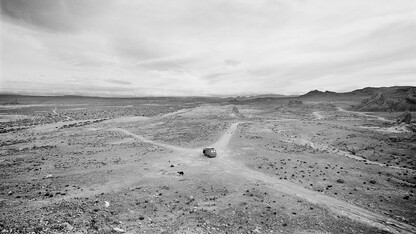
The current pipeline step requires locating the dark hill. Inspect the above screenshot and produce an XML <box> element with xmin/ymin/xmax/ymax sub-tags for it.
<box><xmin>351</xmin><ymin>87</ymin><xmax>416</xmax><ymax>111</ymax></box>
<box><xmin>300</xmin><ymin>86</ymin><xmax>415</xmax><ymax>99</ymax></box>
<box><xmin>299</xmin><ymin>86</ymin><xmax>416</xmax><ymax>111</ymax></box>
<box><xmin>301</xmin><ymin>90</ymin><xmax>337</xmax><ymax>98</ymax></box>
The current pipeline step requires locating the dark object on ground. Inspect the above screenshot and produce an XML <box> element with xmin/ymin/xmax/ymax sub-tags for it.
<box><xmin>336</xmin><ymin>179</ymin><xmax>345</xmax><ymax>183</ymax></box>
<box><xmin>177</xmin><ymin>171</ymin><xmax>184</xmax><ymax>176</ymax></box>
<box><xmin>203</xmin><ymin>148</ymin><xmax>217</xmax><ymax>158</ymax></box>
<box><xmin>397</xmin><ymin>112</ymin><xmax>411</xmax><ymax>124</ymax></box>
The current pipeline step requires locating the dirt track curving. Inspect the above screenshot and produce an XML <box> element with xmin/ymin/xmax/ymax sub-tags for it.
<box><xmin>1</xmin><ymin>99</ymin><xmax>415</xmax><ymax>233</ymax></box>
<box><xmin>110</xmin><ymin>122</ymin><xmax>416</xmax><ymax>234</ymax></box>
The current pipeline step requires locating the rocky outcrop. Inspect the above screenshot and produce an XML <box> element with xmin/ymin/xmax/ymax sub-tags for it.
<box><xmin>352</xmin><ymin>88</ymin><xmax>416</xmax><ymax>112</ymax></box>
<box><xmin>351</xmin><ymin>92</ymin><xmax>391</xmax><ymax>111</ymax></box>
<box><xmin>397</xmin><ymin>112</ymin><xmax>411</xmax><ymax>124</ymax></box>
<box><xmin>405</xmin><ymin>88</ymin><xmax>416</xmax><ymax>104</ymax></box>
<box><xmin>231</xmin><ymin>106</ymin><xmax>245</xmax><ymax>118</ymax></box>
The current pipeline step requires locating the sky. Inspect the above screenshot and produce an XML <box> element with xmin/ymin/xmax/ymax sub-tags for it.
<box><xmin>1</xmin><ymin>0</ymin><xmax>416</xmax><ymax>97</ymax></box>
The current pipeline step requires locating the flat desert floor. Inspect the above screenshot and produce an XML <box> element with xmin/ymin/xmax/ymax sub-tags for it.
<box><xmin>0</xmin><ymin>98</ymin><xmax>415</xmax><ymax>233</ymax></box>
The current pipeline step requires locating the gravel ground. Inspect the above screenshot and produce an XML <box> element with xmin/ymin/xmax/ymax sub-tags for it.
<box><xmin>0</xmin><ymin>97</ymin><xmax>415</xmax><ymax>233</ymax></box>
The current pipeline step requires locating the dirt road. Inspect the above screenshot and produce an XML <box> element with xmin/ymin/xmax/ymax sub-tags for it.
<box><xmin>2</xmin><ymin>98</ymin><xmax>414</xmax><ymax>233</ymax></box>
<box><xmin>110</xmin><ymin>128</ymin><xmax>198</xmax><ymax>154</ymax></box>
<box><xmin>110</xmin><ymin>122</ymin><xmax>416</xmax><ymax>234</ymax></box>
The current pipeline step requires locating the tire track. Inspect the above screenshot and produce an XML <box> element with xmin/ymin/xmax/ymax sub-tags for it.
<box><xmin>109</xmin><ymin>128</ymin><xmax>198</xmax><ymax>154</ymax></box>
<box><xmin>110</xmin><ymin>124</ymin><xmax>416</xmax><ymax>234</ymax></box>
<box><xmin>337</xmin><ymin>107</ymin><xmax>394</xmax><ymax>123</ymax></box>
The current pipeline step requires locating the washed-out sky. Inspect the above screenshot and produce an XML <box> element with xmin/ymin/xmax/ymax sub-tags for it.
<box><xmin>1</xmin><ymin>0</ymin><xmax>415</xmax><ymax>97</ymax></box>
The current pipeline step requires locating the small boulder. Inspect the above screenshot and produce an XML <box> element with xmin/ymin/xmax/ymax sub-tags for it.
<box><xmin>63</xmin><ymin>222</ymin><xmax>73</xmax><ymax>231</ymax></box>
<box><xmin>113</xmin><ymin>227</ymin><xmax>125</xmax><ymax>233</ymax></box>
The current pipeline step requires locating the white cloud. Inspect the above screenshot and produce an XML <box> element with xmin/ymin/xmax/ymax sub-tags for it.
<box><xmin>1</xmin><ymin>0</ymin><xmax>415</xmax><ymax>96</ymax></box>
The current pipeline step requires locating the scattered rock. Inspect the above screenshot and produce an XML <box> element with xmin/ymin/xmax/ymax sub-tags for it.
<box><xmin>63</xmin><ymin>222</ymin><xmax>73</xmax><ymax>231</ymax></box>
<box><xmin>113</xmin><ymin>227</ymin><xmax>125</xmax><ymax>233</ymax></box>
<box><xmin>177</xmin><ymin>171</ymin><xmax>184</xmax><ymax>176</ymax></box>
<box><xmin>336</xmin><ymin>179</ymin><xmax>345</xmax><ymax>183</ymax></box>
<box><xmin>252</xmin><ymin>227</ymin><xmax>261</xmax><ymax>233</ymax></box>
<box><xmin>188</xmin><ymin>195</ymin><xmax>195</xmax><ymax>202</ymax></box>
<box><xmin>288</xmin><ymin>100</ymin><xmax>303</xmax><ymax>107</ymax></box>
<box><xmin>389</xmin><ymin>136</ymin><xmax>401</xmax><ymax>142</ymax></box>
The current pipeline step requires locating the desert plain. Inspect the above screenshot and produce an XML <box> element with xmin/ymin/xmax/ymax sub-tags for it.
<box><xmin>0</xmin><ymin>95</ymin><xmax>415</xmax><ymax>234</ymax></box>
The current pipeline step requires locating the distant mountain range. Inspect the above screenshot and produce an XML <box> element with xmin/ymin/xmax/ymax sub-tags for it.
<box><xmin>300</xmin><ymin>86</ymin><xmax>415</xmax><ymax>99</ymax></box>
<box><xmin>300</xmin><ymin>86</ymin><xmax>416</xmax><ymax>111</ymax></box>
<box><xmin>1</xmin><ymin>86</ymin><xmax>415</xmax><ymax>102</ymax></box>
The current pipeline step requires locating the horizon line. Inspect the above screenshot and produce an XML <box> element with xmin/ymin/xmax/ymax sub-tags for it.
<box><xmin>0</xmin><ymin>85</ymin><xmax>414</xmax><ymax>99</ymax></box>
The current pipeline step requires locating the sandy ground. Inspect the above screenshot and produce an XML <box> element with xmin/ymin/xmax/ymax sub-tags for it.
<box><xmin>0</xmin><ymin>99</ymin><xmax>415</xmax><ymax>233</ymax></box>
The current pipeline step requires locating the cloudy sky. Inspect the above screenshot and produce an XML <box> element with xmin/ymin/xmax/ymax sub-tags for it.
<box><xmin>1</xmin><ymin>0</ymin><xmax>415</xmax><ymax>96</ymax></box>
